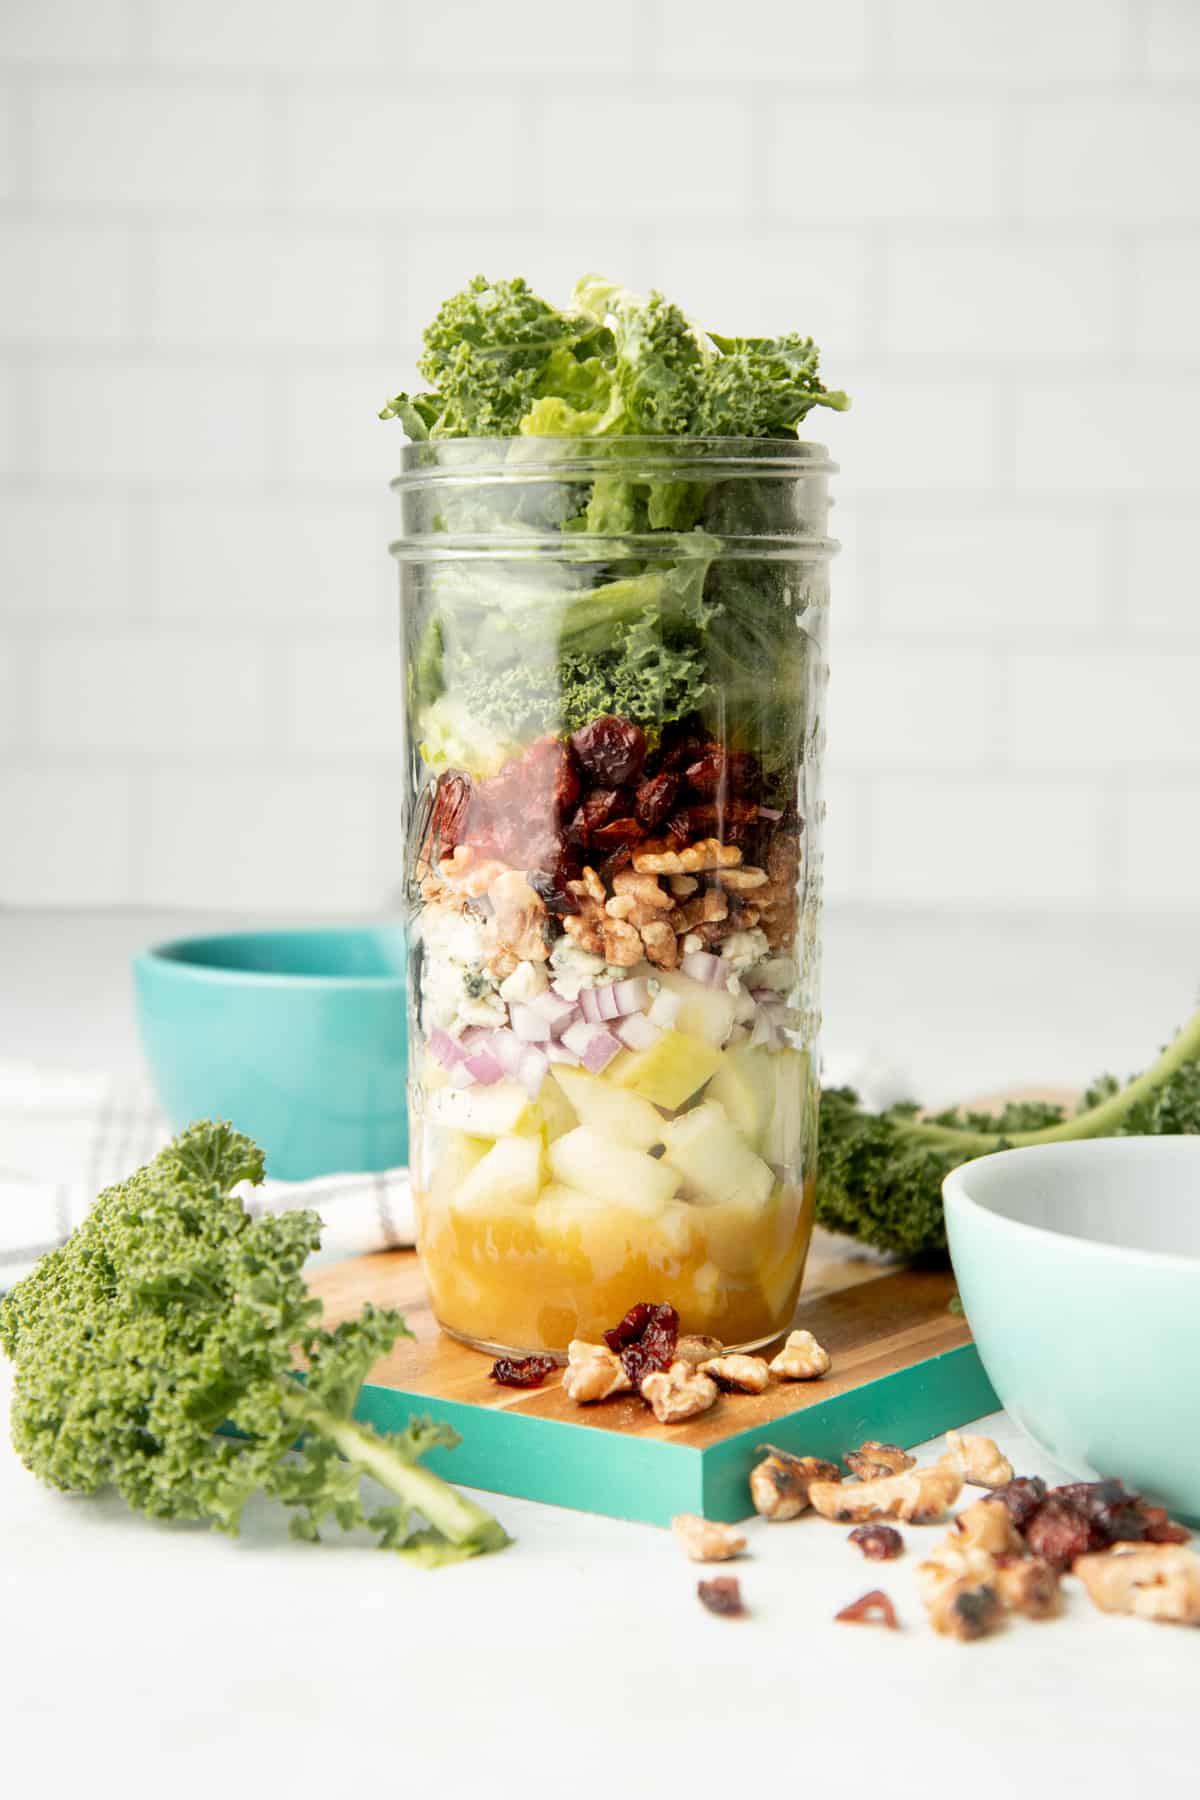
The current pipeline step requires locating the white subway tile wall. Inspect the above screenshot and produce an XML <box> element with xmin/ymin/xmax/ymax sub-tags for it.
<box><xmin>1</xmin><ymin>0</ymin><xmax>1198</xmax><ymax>913</ymax></box>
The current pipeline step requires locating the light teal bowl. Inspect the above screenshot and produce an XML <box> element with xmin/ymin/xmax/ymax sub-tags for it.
<box><xmin>944</xmin><ymin>1137</ymin><xmax>1200</xmax><ymax>1521</ymax></box>
<box><xmin>133</xmin><ymin>927</ymin><xmax>408</xmax><ymax>1181</ymax></box>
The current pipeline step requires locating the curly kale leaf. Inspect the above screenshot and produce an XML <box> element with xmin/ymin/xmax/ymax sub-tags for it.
<box><xmin>0</xmin><ymin>1121</ymin><xmax>509</xmax><ymax>1562</ymax></box>
<box><xmin>817</xmin><ymin>1012</ymin><xmax>1200</xmax><ymax>1258</ymax></box>
<box><xmin>697</xmin><ymin>333</ymin><xmax>850</xmax><ymax>437</ymax></box>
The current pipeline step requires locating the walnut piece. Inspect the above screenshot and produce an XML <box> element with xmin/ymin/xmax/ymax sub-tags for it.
<box><xmin>712</xmin><ymin>865</ymin><xmax>768</xmax><ymax>891</ymax></box>
<box><xmin>1074</xmin><ymin>1544</ymin><xmax>1200</xmax><ymax>1625</ymax></box>
<box><xmin>438</xmin><ymin>843</ymin><xmax>514</xmax><ymax>898</ymax></box>
<box><xmin>924</xmin><ymin>1577</ymin><xmax>1003</xmax><ymax>1641</ymax></box>
<box><xmin>639</xmin><ymin>918</ymin><xmax>679</xmax><ymax>969</ymax></box>
<box><xmin>671</xmin><ymin>1513</ymin><xmax>747</xmax><ymax>1563</ymax></box>
<box><xmin>632</xmin><ymin>837</ymin><xmax>743</xmax><ymax>875</ymax></box>
<box><xmin>486</xmin><ymin>870</ymin><xmax>550</xmax><ymax>964</ymax></box>
<box><xmin>992</xmin><ymin>1554</ymin><xmax>1060</xmax><ymax>1619</ymax></box>
<box><xmin>951</xmin><ymin>1496</ymin><xmax>1024</xmax><ymax>1556</ymax></box>
<box><xmin>611</xmin><ymin>868</ymin><xmax>673</xmax><ymax>910</ymax></box>
<box><xmin>675</xmin><ymin>1334</ymin><xmax>725</xmax><ymax>1367</ymax></box>
<box><xmin>749</xmin><ymin>1449</ymin><xmax>841</xmax><ymax>1521</ymax></box>
<box><xmin>845</xmin><ymin>1441</ymin><xmax>916</xmax><ymax>1482</ymax></box>
<box><xmin>670</xmin><ymin>887</ymin><xmax>728</xmax><ymax>934</ymax></box>
<box><xmin>940</xmin><ymin>1430</ymin><xmax>1014</xmax><ymax>1489</ymax></box>
<box><xmin>698</xmin><ymin>1354</ymin><xmax>770</xmax><ymax>1395</ymax></box>
<box><xmin>668</xmin><ymin>874</ymin><xmax>698</xmax><ymax>898</ymax></box>
<box><xmin>640</xmin><ymin>1360</ymin><xmax>719</xmax><ymax>1424</ymax></box>
<box><xmin>561</xmin><ymin>1341</ymin><xmax>632</xmax><ymax>1404</ymax></box>
<box><xmin>809</xmin><ymin>1463</ymin><xmax>964</xmax><ymax>1525</ymax></box>
<box><xmin>769</xmin><ymin>1329</ymin><xmax>831</xmax><ymax>1381</ymax></box>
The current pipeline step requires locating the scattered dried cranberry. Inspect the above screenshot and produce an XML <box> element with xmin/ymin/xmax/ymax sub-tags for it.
<box><xmin>1137</xmin><ymin>1505</ymin><xmax>1191</xmax><ymax>1545</ymax></box>
<box><xmin>603</xmin><ymin>1300</ymin><xmax>679</xmax><ymax>1389</ymax></box>
<box><xmin>1022</xmin><ymin>1497</ymin><xmax>1100</xmax><ymax>1571</ymax></box>
<box><xmin>991</xmin><ymin>1475</ymin><xmax>1047</xmax><ymax>1531</ymax></box>
<box><xmin>665</xmin><ymin>809</ymin><xmax>691</xmax><ymax>845</ymax></box>
<box><xmin>570</xmin><ymin>715</ymin><xmax>646</xmax><ymax>786</ymax></box>
<box><xmin>683</xmin><ymin>749</ymin><xmax>729</xmax><ymax>799</ymax></box>
<box><xmin>466</xmin><ymin>735</ymin><xmax>582</xmax><ymax>867</ymax></box>
<box><xmin>597</xmin><ymin>844</ymin><xmax>634</xmax><ymax>880</ymax></box>
<box><xmin>848</xmin><ymin>1525</ymin><xmax>904</xmax><ymax>1562</ymax></box>
<box><xmin>835</xmin><ymin>1589</ymin><xmax>899</xmax><ymax>1629</ymax></box>
<box><xmin>687</xmin><ymin>798</ymin><xmax>760</xmax><ymax>832</ymax></box>
<box><xmin>697</xmin><ymin>1577</ymin><xmax>745</xmax><ymax>1617</ymax></box>
<box><xmin>489</xmin><ymin>1355</ymin><xmax>556</xmax><ymax>1389</ymax></box>
<box><xmin>634</xmin><ymin>770</ymin><xmax>681</xmax><ymax>830</ymax></box>
<box><xmin>657</xmin><ymin>720</ymin><xmax>710</xmax><ymax>771</ymax></box>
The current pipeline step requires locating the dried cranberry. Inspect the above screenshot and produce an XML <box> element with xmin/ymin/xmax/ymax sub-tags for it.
<box><xmin>665</xmin><ymin>809</ymin><xmax>691</xmax><ymax>845</ymax></box>
<box><xmin>468</xmin><ymin>735</ymin><xmax>581</xmax><ymax>868</ymax></box>
<box><xmin>697</xmin><ymin>1577</ymin><xmax>745</xmax><ymax>1617</ymax></box>
<box><xmin>834</xmin><ymin>1589</ymin><xmax>899</xmax><ymax>1629</ymax></box>
<box><xmin>528</xmin><ymin>869</ymin><xmax>580</xmax><ymax>915</ymax></box>
<box><xmin>573</xmin><ymin>788</ymin><xmax>625</xmax><ymax>842</ymax></box>
<box><xmin>428</xmin><ymin>770</ymin><xmax>471</xmax><ymax>854</ymax></box>
<box><xmin>1137</xmin><ymin>1505</ymin><xmax>1190</xmax><ymax>1545</ymax></box>
<box><xmin>991</xmin><ymin>1476</ymin><xmax>1047</xmax><ymax>1531</ymax></box>
<box><xmin>590</xmin><ymin>816</ymin><xmax>645</xmax><ymax>849</ymax></box>
<box><xmin>848</xmin><ymin>1525</ymin><xmax>904</xmax><ymax>1562</ymax></box>
<box><xmin>687</xmin><ymin>798</ymin><xmax>760</xmax><ymax>832</ymax></box>
<box><xmin>597</xmin><ymin>844</ymin><xmax>634</xmax><ymax>881</ymax></box>
<box><xmin>1023</xmin><ymin>1497</ymin><xmax>1098</xmax><ymax>1571</ymax></box>
<box><xmin>658</xmin><ymin>719</ymin><xmax>710</xmax><ymax>771</ymax></box>
<box><xmin>489</xmin><ymin>1355</ymin><xmax>556</xmax><ymax>1389</ymax></box>
<box><xmin>603</xmin><ymin>1300</ymin><xmax>679</xmax><ymax>1389</ymax></box>
<box><xmin>570</xmin><ymin>715</ymin><xmax>646</xmax><ymax>786</ymax></box>
<box><xmin>684</xmin><ymin>749</ymin><xmax>729</xmax><ymax>799</ymax></box>
<box><xmin>634</xmin><ymin>770</ymin><xmax>681</xmax><ymax>830</ymax></box>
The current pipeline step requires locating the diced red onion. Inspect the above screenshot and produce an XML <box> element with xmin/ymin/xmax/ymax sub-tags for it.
<box><xmin>526</xmin><ymin>989</ymin><xmax>578</xmax><ymax>1034</ymax></box>
<box><xmin>447</xmin><ymin>1061</ymin><xmax>476</xmax><ymax>1088</ymax></box>
<box><xmin>561</xmin><ymin>1019</ymin><xmax>623</xmax><ymax>1073</ymax></box>
<box><xmin>680</xmin><ymin>951</ymin><xmax>727</xmax><ymax>988</ymax></box>
<box><xmin>615</xmin><ymin>1012</ymin><xmax>661</xmax><ymax>1052</ymax></box>
<box><xmin>545</xmin><ymin>1039</ymin><xmax>582</xmax><ymax>1065</ymax></box>
<box><xmin>609</xmin><ymin>977</ymin><xmax>653</xmax><ymax>1014</ymax></box>
<box><xmin>479</xmin><ymin>1028</ymin><xmax>521</xmax><ymax>1078</ymax></box>
<box><xmin>509</xmin><ymin>1001</ymin><xmax>552</xmax><ymax>1043</ymax></box>
<box><xmin>516</xmin><ymin>1045</ymin><xmax>549</xmax><ymax>1097</ymax></box>
<box><xmin>577</xmin><ymin>986</ymin><xmax>601</xmax><ymax>1024</ymax></box>
<box><xmin>462</xmin><ymin>1042</ymin><xmax>504</xmax><ymax>1085</ymax></box>
<box><xmin>428</xmin><ymin>1026</ymin><xmax>463</xmax><ymax>1069</ymax></box>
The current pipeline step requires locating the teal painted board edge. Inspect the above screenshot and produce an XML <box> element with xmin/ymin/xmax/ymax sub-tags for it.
<box><xmin>352</xmin><ymin>1382</ymin><xmax>705</xmax><ymax>1527</ymax></box>
<box><xmin>701</xmin><ymin>1344</ymin><xmax>999</xmax><ymax>1523</ymax></box>
<box><xmin>350</xmin><ymin>1343</ymin><xmax>999</xmax><ymax>1529</ymax></box>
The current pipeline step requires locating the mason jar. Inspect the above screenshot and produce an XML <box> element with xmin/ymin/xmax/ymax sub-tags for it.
<box><xmin>390</xmin><ymin>437</ymin><xmax>836</xmax><ymax>1356</ymax></box>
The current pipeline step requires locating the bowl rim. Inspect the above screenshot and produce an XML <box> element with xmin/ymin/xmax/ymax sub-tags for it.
<box><xmin>133</xmin><ymin>925</ymin><xmax>408</xmax><ymax>991</ymax></box>
<box><xmin>943</xmin><ymin>1135</ymin><xmax>1200</xmax><ymax>1274</ymax></box>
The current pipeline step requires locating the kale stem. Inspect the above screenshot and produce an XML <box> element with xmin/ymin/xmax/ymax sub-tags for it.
<box><xmin>281</xmin><ymin>1388</ymin><xmax>511</xmax><ymax>1554</ymax></box>
<box><xmin>897</xmin><ymin>1004</ymin><xmax>1200</xmax><ymax>1155</ymax></box>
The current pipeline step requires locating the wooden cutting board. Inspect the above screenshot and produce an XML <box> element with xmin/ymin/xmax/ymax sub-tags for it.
<box><xmin>308</xmin><ymin>1235</ymin><xmax>997</xmax><ymax>1526</ymax></box>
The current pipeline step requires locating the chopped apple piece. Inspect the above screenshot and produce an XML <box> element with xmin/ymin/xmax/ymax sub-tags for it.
<box><xmin>547</xmin><ymin>1126</ymin><xmax>680</xmax><ymax>1215</ymax></box>
<box><xmin>651</xmin><ymin>968</ymin><xmax>738</xmax><ymax>1046</ymax></box>
<box><xmin>452</xmin><ymin>1134</ymin><xmax>542</xmax><ymax>1214</ymax></box>
<box><xmin>527</xmin><ymin>1073</ymin><xmax>578</xmax><ymax>1144</ymax></box>
<box><xmin>707</xmin><ymin>1045</ymin><xmax>774</xmax><ymax>1144</ymax></box>
<box><xmin>427</xmin><ymin>1080</ymin><xmax>532</xmax><ymax>1139</ymax></box>
<box><xmin>550</xmin><ymin>1065</ymin><xmax>665</xmax><ymax>1152</ymax></box>
<box><xmin>660</xmin><ymin>1101</ymin><xmax>774</xmax><ymax>1209</ymax></box>
<box><xmin>608</xmin><ymin>1028</ymin><xmax>722</xmax><ymax>1111</ymax></box>
<box><xmin>760</xmin><ymin>1048</ymin><xmax>810</xmax><ymax>1166</ymax></box>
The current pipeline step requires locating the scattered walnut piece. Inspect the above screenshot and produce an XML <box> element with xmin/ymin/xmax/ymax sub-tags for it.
<box><xmin>485</xmin><ymin>870</ymin><xmax>550</xmax><ymax>963</ymax></box>
<box><xmin>668</xmin><ymin>874</ymin><xmax>698</xmax><ymax>898</ymax></box>
<box><xmin>674</xmin><ymin>1334</ymin><xmax>724</xmax><ymax>1367</ymax></box>
<box><xmin>632</xmin><ymin>837</ymin><xmax>743</xmax><ymax>875</ymax></box>
<box><xmin>610</xmin><ymin>867</ymin><xmax>673</xmax><ymax>909</ymax></box>
<box><xmin>940</xmin><ymin>1429</ymin><xmax>1014</xmax><ymax>1489</ymax></box>
<box><xmin>749</xmin><ymin>1449</ymin><xmax>841</xmax><ymax>1522</ymax></box>
<box><xmin>992</xmin><ymin>1554</ymin><xmax>1060</xmax><ymax>1620</ymax></box>
<box><xmin>845</xmin><ymin>1441</ymin><xmax>916</xmax><ymax>1482</ymax></box>
<box><xmin>835</xmin><ymin>1589</ymin><xmax>899</xmax><ymax>1630</ymax></box>
<box><xmin>952</xmin><ymin>1497</ymin><xmax>1025</xmax><ymax>1557</ymax></box>
<box><xmin>810</xmin><ymin>1463</ymin><xmax>963</xmax><ymax>1525</ymax></box>
<box><xmin>638</xmin><ymin>918</ymin><xmax>679</xmax><ymax>969</ymax></box>
<box><xmin>671</xmin><ymin>1513</ymin><xmax>746</xmax><ymax>1563</ymax></box>
<box><xmin>561</xmin><ymin>1341</ymin><xmax>632</xmax><ymax>1404</ymax></box>
<box><xmin>1074</xmin><ymin>1544</ymin><xmax>1200</xmax><ymax>1626</ymax></box>
<box><xmin>640</xmin><ymin>1360</ymin><xmax>718</xmax><ymax>1425</ymax></box>
<box><xmin>924</xmin><ymin>1577</ymin><xmax>1003</xmax><ymax>1641</ymax></box>
<box><xmin>848</xmin><ymin>1524</ymin><xmax>904</xmax><ymax>1561</ymax></box>
<box><xmin>670</xmin><ymin>887</ymin><xmax>728</xmax><ymax>934</ymax></box>
<box><xmin>697</xmin><ymin>1576</ymin><xmax>746</xmax><ymax>1617</ymax></box>
<box><xmin>699</xmin><ymin>1354</ymin><xmax>770</xmax><ymax>1395</ymax></box>
<box><xmin>769</xmin><ymin>1329</ymin><xmax>832</xmax><ymax>1381</ymax></box>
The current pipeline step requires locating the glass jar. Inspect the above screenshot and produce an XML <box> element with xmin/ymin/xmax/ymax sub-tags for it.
<box><xmin>391</xmin><ymin>437</ymin><xmax>836</xmax><ymax>1356</ymax></box>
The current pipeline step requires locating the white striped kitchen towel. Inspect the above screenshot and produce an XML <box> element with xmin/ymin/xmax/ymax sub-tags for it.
<box><xmin>0</xmin><ymin>1062</ymin><xmax>414</xmax><ymax>1291</ymax></box>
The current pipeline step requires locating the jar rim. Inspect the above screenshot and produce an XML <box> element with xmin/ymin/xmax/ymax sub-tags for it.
<box><xmin>390</xmin><ymin>434</ymin><xmax>837</xmax><ymax>489</ymax></box>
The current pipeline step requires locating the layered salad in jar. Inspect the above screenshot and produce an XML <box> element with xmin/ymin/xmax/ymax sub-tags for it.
<box><xmin>384</xmin><ymin>275</ymin><xmax>848</xmax><ymax>1355</ymax></box>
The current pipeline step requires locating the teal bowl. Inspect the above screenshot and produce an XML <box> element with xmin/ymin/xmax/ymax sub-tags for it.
<box><xmin>944</xmin><ymin>1137</ymin><xmax>1200</xmax><ymax>1521</ymax></box>
<box><xmin>133</xmin><ymin>927</ymin><xmax>408</xmax><ymax>1181</ymax></box>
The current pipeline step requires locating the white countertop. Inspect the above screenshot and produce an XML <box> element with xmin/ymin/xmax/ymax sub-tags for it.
<box><xmin>1</xmin><ymin>905</ymin><xmax>1195</xmax><ymax>1795</ymax></box>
